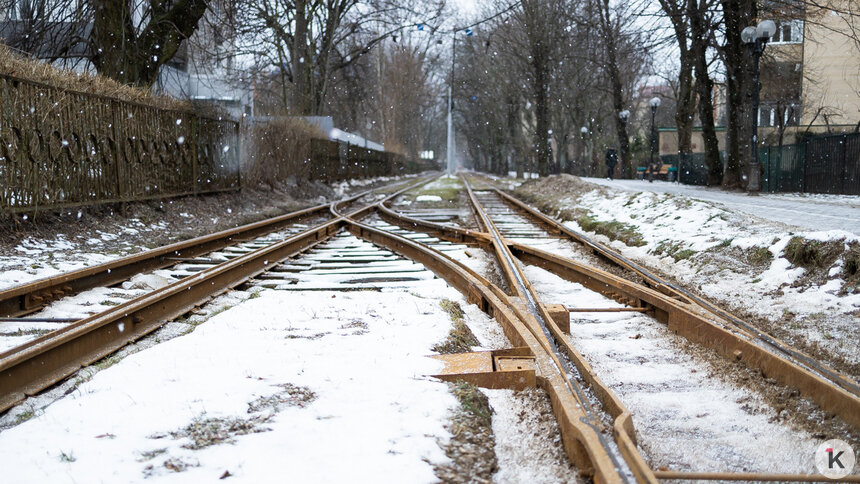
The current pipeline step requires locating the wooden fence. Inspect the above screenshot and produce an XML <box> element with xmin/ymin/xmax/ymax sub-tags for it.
<box><xmin>308</xmin><ymin>139</ymin><xmax>433</xmax><ymax>181</ymax></box>
<box><xmin>0</xmin><ymin>73</ymin><xmax>240</xmax><ymax>213</ymax></box>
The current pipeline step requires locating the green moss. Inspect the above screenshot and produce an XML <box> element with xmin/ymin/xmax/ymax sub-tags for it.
<box><xmin>14</xmin><ymin>409</ymin><xmax>35</xmax><ymax>424</ymax></box>
<box><xmin>407</xmin><ymin>177</ymin><xmax>462</xmax><ymax>204</ymax></box>
<box><xmin>94</xmin><ymin>354</ymin><xmax>123</xmax><ymax>370</ymax></box>
<box><xmin>576</xmin><ymin>214</ymin><xmax>646</xmax><ymax>247</ymax></box>
<box><xmin>716</xmin><ymin>238</ymin><xmax>733</xmax><ymax>248</ymax></box>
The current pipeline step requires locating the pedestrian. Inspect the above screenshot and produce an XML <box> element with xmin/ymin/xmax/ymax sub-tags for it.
<box><xmin>605</xmin><ymin>146</ymin><xmax>618</xmax><ymax>180</ymax></box>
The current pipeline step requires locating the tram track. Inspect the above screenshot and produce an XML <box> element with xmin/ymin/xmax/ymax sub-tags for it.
<box><xmin>1</xmin><ymin>172</ymin><xmax>859</xmax><ymax>482</ymax></box>
<box><xmin>0</xmin><ymin>175</ymin><xmax>435</xmax><ymax>412</ymax></box>
<box><xmin>362</xmin><ymin>174</ymin><xmax>860</xmax><ymax>482</ymax></box>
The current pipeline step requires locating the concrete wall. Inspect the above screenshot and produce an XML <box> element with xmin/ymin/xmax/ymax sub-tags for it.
<box><xmin>801</xmin><ymin>2</ymin><xmax>860</xmax><ymax>125</ymax></box>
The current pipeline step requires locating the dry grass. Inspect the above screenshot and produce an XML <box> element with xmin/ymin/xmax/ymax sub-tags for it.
<box><xmin>242</xmin><ymin>117</ymin><xmax>325</xmax><ymax>187</ymax></box>
<box><xmin>434</xmin><ymin>381</ymin><xmax>497</xmax><ymax>483</ymax></box>
<box><xmin>246</xmin><ymin>383</ymin><xmax>316</xmax><ymax>413</ymax></box>
<box><xmin>576</xmin><ymin>213</ymin><xmax>646</xmax><ymax>247</ymax></box>
<box><xmin>783</xmin><ymin>236</ymin><xmax>843</xmax><ymax>269</ymax></box>
<box><xmin>432</xmin><ymin>300</ymin><xmax>480</xmax><ymax>354</ymax></box>
<box><xmin>0</xmin><ymin>43</ymin><xmax>188</xmax><ymax>110</ymax></box>
<box><xmin>170</xmin><ymin>414</ymin><xmax>271</xmax><ymax>450</ymax></box>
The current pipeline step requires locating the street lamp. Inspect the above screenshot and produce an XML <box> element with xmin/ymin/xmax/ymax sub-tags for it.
<box><xmin>580</xmin><ymin>126</ymin><xmax>590</xmax><ymax>175</ymax></box>
<box><xmin>617</xmin><ymin>110</ymin><xmax>630</xmax><ymax>179</ymax></box>
<box><xmin>741</xmin><ymin>19</ymin><xmax>776</xmax><ymax>193</ymax></box>
<box><xmin>648</xmin><ymin>97</ymin><xmax>661</xmax><ymax>182</ymax></box>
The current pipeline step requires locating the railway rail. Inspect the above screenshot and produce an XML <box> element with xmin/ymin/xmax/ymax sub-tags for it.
<box><xmin>1</xmin><ymin>172</ymin><xmax>858</xmax><ymax>483</ymax></box>
<box><xmin>0</xmin><ymin>175</ymin><xmax>433</xmax><ymax>412</ymax></box>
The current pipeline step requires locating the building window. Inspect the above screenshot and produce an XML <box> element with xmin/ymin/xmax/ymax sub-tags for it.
<box><xmin>759</xmin><ymin>103</ymin><xmax>800</xmax><ymax>127</ymax></box>
<box><xmin>770</xmin><ymin>19</ymin><xmax>804</xmax><ymax>44</ymax></box>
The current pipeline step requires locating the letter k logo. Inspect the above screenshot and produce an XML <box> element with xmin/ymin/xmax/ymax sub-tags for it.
<box><xmin>827</xmin><ymin>448</ymin><xmax>845</xmax><ymax>469</ymax></box>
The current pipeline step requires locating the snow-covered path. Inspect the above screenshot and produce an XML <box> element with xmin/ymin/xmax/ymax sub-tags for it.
<box><xmin>583</xmin><ymin>178</ymin><xmax>860</xmax><ymax>234</ymax></box>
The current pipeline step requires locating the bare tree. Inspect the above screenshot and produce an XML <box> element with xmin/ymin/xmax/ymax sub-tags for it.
<box><xmin>226</xmin><ymin>0</ymin><xmax>443</xmax><ymax>115</ymax></box>
<box><xmin>658</xmin><ymin>0</ymin><xmax>697</xmax><ymax>157</ymax></box>
<box><xmin>688</xmin><ymin>0</ymin><xmax>722</xmax><ymax>185</ymax></box>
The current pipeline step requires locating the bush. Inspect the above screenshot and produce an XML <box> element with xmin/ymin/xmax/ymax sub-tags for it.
<box><xmin>241</xmin><ymin>118</ymin><xmax>323</xmax><ymax>187</ymax></box>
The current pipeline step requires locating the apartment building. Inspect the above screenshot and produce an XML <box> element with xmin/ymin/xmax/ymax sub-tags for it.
<box><xmin>753</xmin><ymin>0</ymin><xmax>859</xmax><ymax>139</ymax></box>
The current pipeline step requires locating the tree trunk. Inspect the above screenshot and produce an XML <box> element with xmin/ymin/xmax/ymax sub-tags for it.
<box><xmin>91</xmin><ymin>0</ymin><xmax>207</xmax><ymax>87</ymax></box>
<box><xmin>720</xmin><ymin>0</ymin><xmax>756</xmax><ymax>188</ymax></box>
<box><xmin>600</xmin><ymin>0</ymin><xmax>630</xmax><ymax>178</ymax></box>
<box><xmin>291</xmin><ymin>0</ymin><xmax>312</xmax><ymax>115</ymax></box>
<box><xmin>689</xmin><ymin>0</ymin><xmax>721</xmax><ymax>185</ymax></box>
<box><xmin>532</xmin><ymin>47</ymin><xmax>551</xmax><ymax>176</ymax></box>
<box><xmin>657</xmin><ymin>0</ymin><xmax>694</xmax><ymax>156</ymax></box>
<box><xmin>676</xmin><ymin>58</ymin><xmax>695</xmax><ymax>156</ymax></box>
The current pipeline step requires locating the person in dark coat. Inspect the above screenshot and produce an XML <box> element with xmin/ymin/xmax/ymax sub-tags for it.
<box><xmin>605</xmin><ymin>146</ymin><xmax>618</xmax><ymax>180</ymax></box>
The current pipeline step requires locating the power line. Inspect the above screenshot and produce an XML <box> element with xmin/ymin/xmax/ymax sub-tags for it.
<box><xmin>438</xmin><ymin>0</ymin><xmax>524</xmax><ymax>34</ymax></box>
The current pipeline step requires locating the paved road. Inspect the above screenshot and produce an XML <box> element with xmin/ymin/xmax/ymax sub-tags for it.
<box><xmin>583</xmin><ymin>178</ymin><xmax>860</xmax><ymax>235</ymax></box>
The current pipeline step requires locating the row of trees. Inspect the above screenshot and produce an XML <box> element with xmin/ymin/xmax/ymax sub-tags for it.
<box><xmin>454</xmin><ymin>0</ymin><xmax>860</xmax><ymax>188</ymax></box>
<box><xmin>1</xmin><ymin>0</ymin><xmax>448</xmax><ymax>159</ymax></box>
<box><xmin>5</xmin><ymin>0</ymin><xmax>859</xmax><ymax>185</ymax></box>
<box><xmin>453</xmin><ymin>0</ymin><xmax>652</xmax><ymax>179</ymax></box>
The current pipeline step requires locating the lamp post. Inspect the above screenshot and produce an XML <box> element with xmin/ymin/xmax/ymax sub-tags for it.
<box><xmin>741</xmin><ymin>19</ymin><xmax>776</xmax><ymax>193</ymax></box>
<box><xmin>648</xmin><ymin>97</ymin><xmax>661</xmax><ymax>182</ymax></box>
<box><xmin>580</xmin><ymin>126</ymin><xmax>590</xmax><ymax>175</ymax></box>
<box><xmin>618</xmin><ymin>110</ymin><xmax>630</xmax><ymax>178</ymax></box>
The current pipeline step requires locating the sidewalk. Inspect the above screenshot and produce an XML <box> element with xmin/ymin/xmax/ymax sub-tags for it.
<box><xmin>583</xmin><ymin>178</ymin><xmax>860</xmax><ymax>235</ymax></box>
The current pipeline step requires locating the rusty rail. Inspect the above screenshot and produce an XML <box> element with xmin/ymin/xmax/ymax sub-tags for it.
<box><xmin>0</xmin><ymin>177</ymin><xmax>428</xmax><ymax>318</ymax></box>
<box><xmin>461</xmin><ymin>176</ymin><xmax>654</xmax><ymax>483</ymax></box>
<box><xmin>364</xmin><ymin>176</ymin><xmax>860</xmax><ymax>482</ymax></box>
<box><xmin>491</xmin><ymin>187</ymin><xmax>860</xmax><ymax>408</ymax></box>
<box><xmin>3</xmin><ymin>173</ymin><xmax>857</xmax><ymax>482</ymax></box>
<box><xmin>0</xmin><ymin>176</ymin><xmax>436</xmax><ymax>413</ymax></box>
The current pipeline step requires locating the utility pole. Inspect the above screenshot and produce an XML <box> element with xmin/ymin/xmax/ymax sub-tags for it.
<box><xmin>446</xmin><ymin>33</ymin><xmax>457</xmax><ymax>174</ymax></box>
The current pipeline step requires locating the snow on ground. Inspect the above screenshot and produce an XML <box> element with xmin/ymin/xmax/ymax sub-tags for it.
<box><xmin>520</xmin><ymin>175</ymin><xmax>860</xmax><ymax>372</ymax></box>
<box><xmin>0</xmin><ymin>221</ymin><xmax>162</xmax><ymax>291</ymax></box>
<box><xmin>0</xmin><ymin>286</ymin><xmax>462</xmax><ymax>483</ymax></box>
<box><xmin>584</xmin><ymin>177</ymin><xmax>860</xmax><ymax>234</ymax></box>
<box><xmin>330</xmin><ymin>174</ymin><xmax>410</xmax><ymax>198</ymax></box>
<box><xmin>523</xmin><ymin>264</ymin><xmax>822</xmax><ymax>474</ymax></box>
<box><xmin>486</xmin><ymin>389</ymin><xmax>580</xmax><ymax>484</ymax></box>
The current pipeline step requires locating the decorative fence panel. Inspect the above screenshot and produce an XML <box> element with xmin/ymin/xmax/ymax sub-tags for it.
<box><xmin>761</xmin><ymin>132</ymin><xmax>860</xmax><ymax>195</ymax></box>
<box><xmin>760</xmin><ymin>144</ymin><xmax>805</xmax><ymax>193</ymax></box>
<box><xmin>0</xmin><ymin>74</ymin><xmax>240</xmax><ymax>213</ymax></box>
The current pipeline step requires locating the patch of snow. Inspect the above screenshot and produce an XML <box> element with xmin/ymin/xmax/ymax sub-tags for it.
<box><xmin>540</xmin><ymin>178</ymin><xmax>860</xmax><ymax>368</ymax></box>
<box><xmin>522</xmin><ymin>263</ymin><xmax>823</xmax><ymax>474</ymax></box>
<box><xmin>584</xmin><ymin>178</ymin><xmax>860</xmax><ymax>234</ymax></box>
<box><xmin>416</xmin><ymin>195</ymin><xmax>443</xmax><ymax>202</ymax></box>
<box><xmin>0</xmin><ymin>288</ymin><xmax>460</xmax><ymax>483</ymax></box>
<box><xmin>486</xmin><ymin>389</ymin><xmax>580</xmax><ymax>484</ymax></box>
